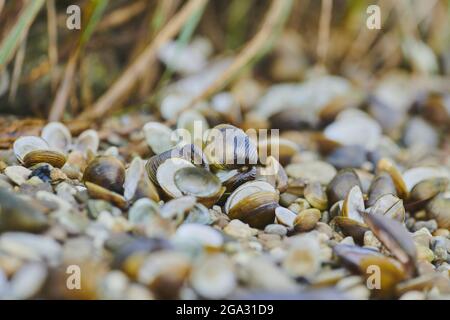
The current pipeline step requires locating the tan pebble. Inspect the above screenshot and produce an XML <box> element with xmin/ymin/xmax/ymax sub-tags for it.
<box><xmin>224</xmin><ymin>219</ymin><xmax>258</xmax><ymax>239</ymax></box>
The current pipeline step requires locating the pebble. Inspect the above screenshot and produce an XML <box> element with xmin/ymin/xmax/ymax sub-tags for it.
<box><xmin>264</xmin><ymin>224</ymin><xmax>288</xmax><ymax>236</ymax></box>
<box><xmin>224</xmin><ymin>219</ymin><xmax>258</xmax><ymax>239</ymax></box>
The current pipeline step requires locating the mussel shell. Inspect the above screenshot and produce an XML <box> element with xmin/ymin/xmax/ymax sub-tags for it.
<box><xmin>85</xmin><ymin>181</ymin><xmax>128</xmax><ymax>209</ymax></box>
<box><xmin>225</xmin><ymin>180</ymin><xmax>276</xmax><ymax>214</ymax></box>
<box><xmin>293</xmin><ymin>208</ymin><xmax>321</xmax><ymax>232</ymax></box>
<box><xmin>41</xmin><ymin>122</ymin><xmax>72</xmax><ymax>152</ymax></box>
<box><xmin>326</xmin><ymin>169</ymin><xmax>361</xmax><ymax>206</ymax></box>
<box><xmin>83</xmin><ymin>156</ymin><xmax>126</xmax><ymax>194</ymax></box>
<box><xmin>173</xmin><ymin>166</ymin><xmax>225</xmax><ymax>207</ymax></box>
<box><xmin>377</xmin><ymin>158</ymin><xmax>409</xmax><ymax>199</ymax></box>
<box><xmin>409</xmin><ymin>177</ymin><xmax>448</xmax><ymax>204</ymax></box>
<box><xmin>426</xmin><ymin>192</ymin><xmax>450</xmax><ymax>229</ymax></box>
<box><xmin>304</xmin><ymin>181</ymin><xmax>328</xmax><ymax>211</ymax></box>
<box><xmin>157</xmin><ymin>158</ymin><xmax>195</xmax><ymax>198</ymax></box>
<box><xmin>204</xmin><ymin>125</ymin><xmax>258</xmax><ymax>170</ymax></box>
<box><xmin>145</xmin><ymin>144</ymin><xmax>209</xmax><ymax>187</ymax></box>
<box><xmin>334</xmin><ymin>216</ymin><xmax>368</xmax><ymax>245</ymax></box>
<box><xmin>23</xmin><ymin>149</ymin><xmax>67</xmax><ymax>168</ymax></box>
<box><xmin>13</xmin><ymin>136</ymin><xmax>49</xmax><ymax>163</ymax></box>
<box><xmin>342</xmin><ymin>185</ymin><xmax>365</xmax><ymax>224</ymax></box>
<box><xmin>228</xmin><ymin>191</ymin><xmax>279</xmax><ymax>229</ymax></box>
<box><xmin>367</xmin><ymin>172</ymin><xmax>396</xmax><ymax>207</ymax></box>
<box><xmin>360</xmin><ymin>210</ymin><xmax>416</xmax><ymax>276</ymax></box>
<box><xmin>174</xmin><ymin>166</ymin><xmax>222</xmax><ymax>198</ymax></box>
<box><xmin>333</xmin><ymin>244</ymin><xmax>384</xmax><ymax>274</ymax></box>
<box><xmin>217</xmin><ymin>167</ymin><xmax>256</xmax><ymax>192</ymax></box>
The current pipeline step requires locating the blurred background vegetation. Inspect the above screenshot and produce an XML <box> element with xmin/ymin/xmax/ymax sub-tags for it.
<box><xmin>0</xmin><ymin>0</ymin><xmax>449</xmax><ymax>121</ymax></box>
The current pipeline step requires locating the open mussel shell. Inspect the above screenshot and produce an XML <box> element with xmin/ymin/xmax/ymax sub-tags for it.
<box><xmin>145</xmin><ymin>144</ymin><xmax>209</xmax><ymax>187</ymax></box>
<box><xmin>74</xmin><ymin>129</ymin><xmax>99</xmax><ymax>155</ymax></box>
<box><xmin>360</xmin><ymin>210</ymin><xmax>417</xmax><ymax>276</ymax></box>
<box><xmin>124</xmin><ymin>157</ymin><xmax>160</xmax><ymax>202</ymax></box>
<box><xmin>83</xmin><ymin>156</ymin><xmax>126</xmax><ymax>194</ymax></box>
<box><xmin>216</xmin><ymin>167</ymin><xmax>256</xmax><ymax>192</ymax></box>
<box><xmin>228</xmin><ymin>191</ymin><xmax>279</xmax><ymax>229</ymax></box>
<box><xmin>174</xmin><ymin>166</ymin><xmax>225</xmax><ymax>207</ymax></box>
<box><xmin>333</xmin><ymin>217</ymin><xmax>368</xmax><ymax>245</ymax></box>
<box><xmin>402</xmin><ymin>166</ymin><xmax>449</xmax><ymax>193</ymax></box>
<box><xmin>342</xmin><ymin>185</ymin><xmax>365</xmax><ymax>224</ymax></box>
<box><xmin>409</xmin><ymin>177</ymin><xmax>448</xmax><ymax>205</ymax></box>
<box><xmin>23</xmin><ymin>149</ymin><xmax>67</xmax><ymax>168</ymax></box>
<box><xmin>370</xmin><ymin>194</ymin><xmax>405</xmax><ymax>222</ymax></box>
<box><xmin>367</xmin><ymin>172</ymin><xmax>396</xmax><ymax>207</ymax></box>
<box><xmin>203</xmin><ymin>124</ymin><xmax>258</xmax><ymax>170</ymax></box>
<box><xmin>326</xmin><ymin>169</ymin><xmax>362</xmax><ymax>206</ymax></box>
<box><xmin>426</xmin><ymin>192</ymin><xmax>450</xmax><ymax>229</ymax></box>
<box><xmin>41</xmin><ymin>122</ymin><xmax>72</xmax><ymax>153</ymax></box>
<box><xmin>13</xmin><ymin>136</ymin><xmax>50</xmax><ymax>163</ymax></box>
<box><xmin>377</xmin><ymin>158</ymin><xmax>409</xmax><ymax>200</ymax></box>
<box><xmin>156</xmin><ymin>158</ymin><xmax>195</xmax><ymax>198</ymax></box>
<box><xmin>256</xmin><ymin>156</ymin><xmax>288</xmax><ymax>193</ymax></box>
<box><xmin>333</xmin><ymin>244</ymin><xmax>406</xmax><ymax>298</ymax></box>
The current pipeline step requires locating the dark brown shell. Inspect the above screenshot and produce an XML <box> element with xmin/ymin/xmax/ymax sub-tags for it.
<box><xmin>367</xmin><ymin>172</ymin><xmax>396</xmax><ymax>207</ymax></box>
<box><xmin>83</xmin><ymin>156</ymin><xmax>125</xmax><ymax>194</ymax></box>
<box><xmin>360</xmin><ymin>210</ymin><xmax>417</xmax><ymax>277</ymax></box>
<box><xmin>326</xmin><ymin>169</ymin><xmax>361</xmax><ymax>206</ymax></box>
<box><xmin>228</xmin><ymin>191</ymin><xmax>279</xmax><ymax>229</ymax></box>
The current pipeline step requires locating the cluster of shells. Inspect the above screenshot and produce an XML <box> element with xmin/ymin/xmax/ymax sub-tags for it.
<box><xmin>0</xmin><ymin>41</ymin><xmax>449</xmax><ymax>299</ymax></box>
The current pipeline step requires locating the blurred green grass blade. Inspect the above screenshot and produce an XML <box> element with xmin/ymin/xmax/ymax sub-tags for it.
<box><xmin>80</xmin><ymin>0</ymin><xmax>108</xmax><ymax>46</ymax></box>
<box><xmin>226</xmin><ymin>0</ymin><xmax>254</xmax><ymax>49</ymax></box>
<box><xmin>154</xmin><ymin>2</ymin><xmax>207</xmax><ymax>91</ymax></box>
<box><xmin>0</xmin><ymin>0</ymin><xmax>45</xmax><ymax>70</ymax></box>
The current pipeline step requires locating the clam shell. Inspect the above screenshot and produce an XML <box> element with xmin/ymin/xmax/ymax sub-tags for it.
<box><xmin>143</xmin><ymin>122</ymin><xmax>176</xmax><ymax>155</ymax></box>
<box><xmin>156</xmin><ymin>158</ymin><xmax>195</xmax><ymax>198</ymax></box>
<box><xmin>367</xmin><ymin>172</ymin><xmax>396</xmax><ymax>207</ymax></box>
<box><xmin>41</xmin><ymin>122</ymin><xmax>71</xmax><ymax>153</ymax></box>
<box><xmin>326</xmin><ymin>169</ymin><xmax>361</xmax><ymax>206</ymax></box>
<box><xmin>304</xmin><ymin>181</ymin><xmax>328</xmax><ymax>210</ymax></box>
<box><xmin>360</xmin><ymin>210</ymin><xmax>416</xmax><ymax>276</ymax></box>
<box><xmin>293</xmin><ymin>208</ymin><xmax>321</xmax><ymax>232</ymax></box>
<box><xmin>228</xmin><ymin>191</ymin><xmax>279</xmax><ymax>229</ymax></box>
<box><xmin>426</xmin><ymin>192</ymin><xmax>450</xmax><ymax>229</ymax></box>
<box><xmin>13</xmin><ymin>136</ymin><xmax>49</xmax><ymax>163</ymax></box>
<box><xmin>23</xmin><ymin>150</ymin><xmax>67</xmax><ymax>168</ymax></box>
<box><xmin>342</xmin><ymin>185</ymin><xmax>365</xmax><ymax>224</ymax></box>
<box><xmin>377</xmin><ymin>158</ymin><xmax>409</xmax><ymax>199</ymax></box>
<box><xmin>334</xmin><ymin>216</ymin><xmax>368</xmax><ymax>244</ymax></box>
<box><xmin>83</xmin><ymin>156</ymin><xmax>126</xmax><ymax>194</ymax></box>
<box><xmin>224</xmin><ymin>180</ymin><xmax>276</xmax><ymax>214</ymax></box>
<box><xmin>74</xmin><ymin>129</ymin><xmax>99</xmax><ymax>155</ymax></box>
